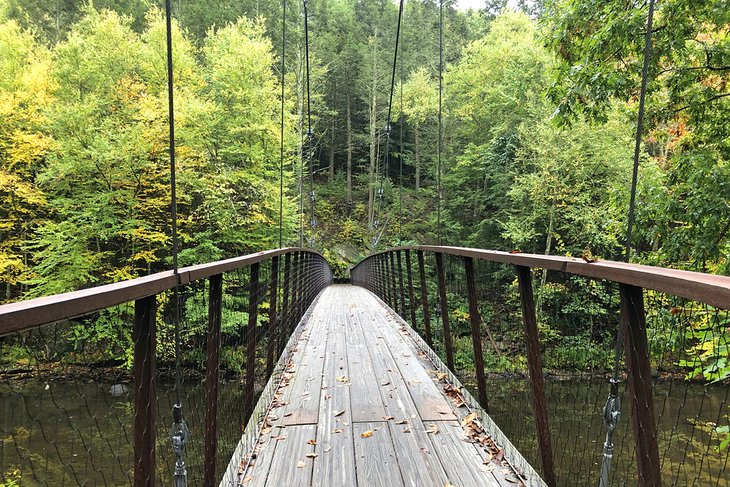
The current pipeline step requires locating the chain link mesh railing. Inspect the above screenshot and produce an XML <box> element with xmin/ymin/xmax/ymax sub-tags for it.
<box><xmin>0</xmin><ymin>248</ymin><xmax>332</xmax><ymax>486</ymax></box>
<box><xmin>351</xmin><ymin>246</ymin><xmax>730</xmax><ymax>487</ymax></box>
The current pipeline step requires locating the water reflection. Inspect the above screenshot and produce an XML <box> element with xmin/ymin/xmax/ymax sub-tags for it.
<box><xmin>1</xmin><ymin>378</ymin><xmax>728</xmax><ymax>485</ymax></box>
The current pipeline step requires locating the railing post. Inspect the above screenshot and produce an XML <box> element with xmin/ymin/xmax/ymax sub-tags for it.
<box><xmin>417</xmin><ymin>250</ymin><xmax>433</xmax><ymax>348</ymax></box>
<box><xmin>243</xmin><ymin>262</ymin><xmax>260</xmax><ymax>425</ymax></box>
<box><xmin>516</xmin><ymin>265</ymin><xmax>556</xmax><ymax>487</ymax></box>
<box><xmin>204</xmin><ymin>274</ymin><xmax>222</xmax><ymax>487</ymax></box>
<box><xmin>435</xmin><ymin>252</ymin><xmax>454</xmax><ymax>370</ymax></box>
<box><xmin>463</xmin><ymin>257</ymin><xmax>489</xmax><ymax>411</ymax></box>
<box><xmin>279</xmin><ymin>253</ymin><xmax>292</xmax><ymax>356</ymax></box>
<box><xmin>291</xmin><ymin>251</ymin><xmax>301</xmax><ymax>332</ymax></box>
<box><xmin>133</xmin><ymin>294</ymin><xmax>156</xmax><ymax>487</ymax></box>
<box><xmin>396</xmin><ymin>251</ymin><xmax>406</xmax><ymax>318</ymax></box>
<box><xmin>379</xmin><ymin>254</ymin><xmax>387</xmax><ymax>303</ymax></box>
<box><xmin>405</xmin><ymin>250</ymin><xmax>417</xmax><ymax>328</ymax></box>
<box><xmin>620</xmin><ymin>283</ymin><xmax>661</xmax><ymax>487</ymax></box>
<box><xmin>389</xmin><ymin>252</ymin><xmax>399</xmax><ymax>312</ymax></box>
<box><xmin>267</xmin><ymin>256</ymin><xmax>280</xmax><ymax>376</ymax></box>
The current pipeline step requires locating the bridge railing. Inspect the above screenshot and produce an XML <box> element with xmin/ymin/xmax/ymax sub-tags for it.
<box><xmin>0</xmin><ymin>248</ymin><xmax>332</xmax><ymax>487</ymax></box>
<box><xmin>351</xmin><ymin>246</ymin><xmax>730</xmax><ymax>487</ymax></box>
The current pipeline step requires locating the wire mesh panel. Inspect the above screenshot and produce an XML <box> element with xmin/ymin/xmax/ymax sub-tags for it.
<box><xmin>0</xmin><ymin>249</ymin><xmax>333</xmax><ymax>487</ymax></box>
<box><xmin>0</xmin><ymin>306</ymin><xmax>137</xmax><ymax>486</ymax></box>
<box><xmin>350</xmin><ymin>246</ymin><xmax>730</xmax><ymax>487</ymax></box>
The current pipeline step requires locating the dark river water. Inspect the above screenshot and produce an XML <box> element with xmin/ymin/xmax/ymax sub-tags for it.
<box><xmin>1</xmin><ymin>377</ymin><xmax>728</xmax><ymax>486</ymax></box>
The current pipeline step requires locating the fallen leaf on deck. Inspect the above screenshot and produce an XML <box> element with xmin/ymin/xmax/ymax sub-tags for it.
<box><xmin>463</xmin><ymin>412</ymin><xmax>477</xmax><ymax>426</ymax></box>
<box><xmin>324</xmin><ymin>446</ymin><xmax>332</xmax><ymax>453</ymax></box>
<box><xmin>383</xmin><ymin>416</ymin><xmax>394</xmax><ymax>420</ymax></box>
<box><xmin>306</xmin><ymin>453</ymin><xmax>318</xmax><ymax>458</ymax></box>
<box><xmin>274</xmin><ymin>435</ymin><xmax>287</xmax><ymax>441</ymax></box>
<box><xmin>296</xmin><ymin>461</ymin><xmax>305</xmax><ymax>468</ymax></box>
<box><xmin>334</xmin><ymin>410</ymin><xmax>345</xmax><ymax>417</ymax></box>
<box><xmin>437</xmin><ymin>372</ymin><xmax>448</xmax><ymax>381</ymax></box>
<box><xmin>395</xmin><ymin>420</ymin><xmax>408</xmax><ymax>425</ymax></box>
<box><xmin>332</xmin><ymin>428</ymin><xmax>343</xmax><ymax>434</ymax></box>
<box><xmin>242</xmin><ymin>475</ymin><xmax>252</xmax><ymax>483</ymax></box>
<box><xmin>360</xmin><ymin>430</ymin><xmax>374</xmax><ymax>438</ymax></box>
<box><xmin>307</xmin><ymin>439</ymin><xmax>317</xmax><ymax>445</ymax></box>
<box><xmin>336</xmin><ymin>376</ymin><xmax>349</xmax><ymax>383</ymax></box>
<box><xmin>284</xmin><ymin>412</ymin><xmax>293</xmax><ymax>417</ymax></box>
<box><xmin>425</xmin><ymin>424</ymin><xmax>439</xmax><ymax>434</ymax></box>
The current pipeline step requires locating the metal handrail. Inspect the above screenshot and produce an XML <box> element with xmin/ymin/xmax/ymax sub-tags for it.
<box><xmin>0</xmin><ymin>247</ymin><xmax>325</xmax><ymax>336</ymax></box>
<box><xmin>352</xmin><ymin>245</ymin><xmax>730</xmax><ymax>309</ymax></box>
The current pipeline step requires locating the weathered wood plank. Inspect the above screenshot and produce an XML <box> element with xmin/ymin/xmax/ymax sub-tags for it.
<box><xmin>262</xmin><ymin>424</ymin><xmax>317</xmax><ymax>487</ymax></box>
<box><xmin>345</xmin><ymin>298</ymin><xmax>387</xmax><ymax>421</ymax></box>
<box><xmin>312</xmin><ymin>325</ymin><xmax>356</xmax><ymax>486</ymax></box>
<box><xmin>428</xmin><ymin>421</ymin><xmax>504</xmax><ymax>487</ymax></box>
<box><xmin>236</xmin><ymin>285</ymin><xmax>541</xmax><ymax>487</ymax></box>
<box><xmin>360</xmin><ymin>293</ymin><xmax>458</xmax><ymax>422</ymax></box>
<box><xmin>353</xmin><ymin>422</ymin><xmax>405</xmax><ymax>487</ymax></box>
<box><xmin>282</xmin><ymin>306</ymin><xmax>329</xmax><ymax>426</ymax></box>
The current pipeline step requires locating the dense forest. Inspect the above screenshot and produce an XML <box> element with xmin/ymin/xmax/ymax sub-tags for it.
<box><xmin>0</xmin><ymin>0</ymin><xmax>728</xmax><ymax>376</ymax></box>
<box><xmin>0</xmin><ymin>0</ymin><xmax>727</xmax><ymax>474</ymax></box>
<box><xmin>1</xmin><ymin>0</ymin><xmax>727</xmax><ymax>301</ymax></box>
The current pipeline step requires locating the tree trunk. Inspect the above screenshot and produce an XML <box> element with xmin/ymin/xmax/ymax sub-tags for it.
<box><xmin>367</xmin><ymin>43</ymin><xmax>378</xmax><ymax>232</ymax></box>
<box><xmin>329</xmin><ymin>117</ymin><xmax>335</xmax><ymax>182</ymax></box>
<box><xmin>346</xmin><ymin>94</ymin><xmax>353</xmax><ymax>205</ymax></box>
<box><xmin>296</xmin><ymin>48</ymin><xmax>305</xmax><ymax>246</ymax></box>
<box><xmin>536</xmin><ymin>203</ymin><xmax>555</xmax><ymax>320</ymax></box>
<box><xmin>415</xmin><ymin>126</ymin><xmax>421</xmax><ymax>191</ymax></box>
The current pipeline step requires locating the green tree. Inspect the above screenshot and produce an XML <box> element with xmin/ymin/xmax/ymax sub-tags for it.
<box><xmin>0</xmin><ymin>20</ymin><xmax>54</xmax><ymax>301</ymax></box>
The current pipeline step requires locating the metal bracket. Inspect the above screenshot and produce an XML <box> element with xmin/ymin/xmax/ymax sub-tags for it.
<box><xmin>170</xmin><ymin>403</ymin><xmax>190</xmax><ymax>487</ymax></box>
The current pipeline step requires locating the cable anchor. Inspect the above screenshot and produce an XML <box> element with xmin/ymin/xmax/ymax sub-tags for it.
<box><xmin>170</xmin><ymin>403</ymin><xmax>190</xmax><ymax>487</ymax></box>
<box><xmin>598</xmin><ymin>378</ymin><xmax>621</xmax><ymax>487</ymax></box>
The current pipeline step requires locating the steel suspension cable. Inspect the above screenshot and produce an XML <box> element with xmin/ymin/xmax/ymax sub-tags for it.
<box><xmin>304</xmin><ymin>0</ymin><xmax>315</xmax><ymax>246</ymax></box>
<box><xmin>398</xmin><ymin>26</ymin><xmax>404</xmax><ymax>247</ymax></box>
<box><xmin>599</xmin><ymin>2</ymin><xmax>656</xmax><ymax>486</ymax></box>
<box><xmin>437</xmin><ymin>0</ymin><xmax>443</xmax><ymax>246</ymax></box>
<box><xmin>374</xmin><ymin>0</ymin><xmax>405</xmax><ymax>249</ymax></box>
<box><xmin>165</xmin><ymin>0</ymin><xmax>180</xmax><ymax>407</ymax></box>
<box><xmin>624</xmin><ymin>0</ymin><xmax>655</xmax><ymax>263</ymax></box>
<box><xmin>164</xmin><ymin>1</ymin><xmax>189</xmax><ymax>485</ymax></box>
<box><xmin>279</xmin><ymin>0</ymin><xmax>287</xmax><ymax>249</ymax></box>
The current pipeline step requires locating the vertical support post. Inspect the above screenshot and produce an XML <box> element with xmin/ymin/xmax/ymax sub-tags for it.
<box><xmin>204</xmin><ymin>275</ymin><xmax>222</xmax><ymax>487</ymax></box>
<box><xmin>291</xmin><ymin>251</ymin><xmax>301</xmax><ymax>332</ymax></box>
<box><xmin>303</xmin><ymin>253</ymin><xmax>311</xmax><ymax>310</ymax></box>
<box><xmin>417</xmin><ymin>250</ymin><xmax>433</xmax><ymax>347</ymax></box>
<box><xmin>405</xmin><ymin>250</ymin><xmax>417</xmax><ymax>328</ymax></box>
<box><xmin>267</xmin><ymin>256</ymin><xmax>280</xmax><ymax>376</ymax></box>
<box><xmin>463</xmin><ymin>257</ymin><xmax>489</xmax><ymax>411</ymax></box>
<box><xmin>378</xmin><ymin>255</ymin><xmax>387</xmax><ymax>301</ymax></box>
<box><xmin>516</xmin><ymin>266</ymin><xmax>556</xmax><ymax>487</ymax></box>
<box><xmin>279</xmin><ymin>252</ymin><xmax>292</xmax><ymax>356</ymax></box>
<box><xmin>435</xmin><ymin>252</ymin><xmax>454</xmax><ymax>370</ymax></box>
<box><xmin>620</xmin><ymin>283</ymin><xmax>661</xmax><ymax>487</ymax></box>
<box><xmin>243</xmin><ymin>262</ymin><xmax>260</xmax><ymax>425</ymax></box>
<box><xmin>389</xmin><ymin>252</ymin><xmax>399</xmax><ymax>312</ymax></box>
<box><xmin>133</xmin><ymin>295</ymin><xmax>156</xmax><ymax>487</ymax></box>
<box><xmin>396</xmin><ymin>251</ymin><xmax>406</xmax><ymax>318</ymax></box>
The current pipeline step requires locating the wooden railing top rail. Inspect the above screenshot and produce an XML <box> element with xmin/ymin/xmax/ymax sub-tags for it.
<box><xmin>353</xmin><ymin>245</ymin><xmax>730</xmax><ymax>309</ymax></box>
<box><xmin>0</xmin><ymin>247</ymin><xmax>326</xmax><ymax>336</ymax></box>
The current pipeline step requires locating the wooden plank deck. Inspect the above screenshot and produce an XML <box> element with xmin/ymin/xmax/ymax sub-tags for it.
<box><xmin>225</xmin><ymin>284</ymin><xmax>539</xmax><ymax>487</ymax></box>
